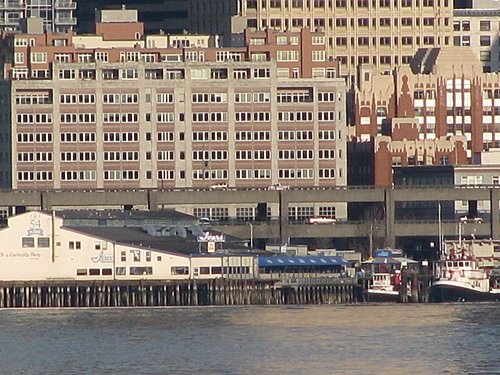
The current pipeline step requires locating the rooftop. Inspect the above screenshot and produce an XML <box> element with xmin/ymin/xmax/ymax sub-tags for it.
<box><xmin>69</xmin><ymin>225</ymin><xmax>268</xmax><ymax>256</ymax></box>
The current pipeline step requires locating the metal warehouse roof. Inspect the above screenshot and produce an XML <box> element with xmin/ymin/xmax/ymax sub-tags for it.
<box><xmin>258</xmin><ymin>256</ymin><xmax>349</xmax><ymax>267</ymax></box>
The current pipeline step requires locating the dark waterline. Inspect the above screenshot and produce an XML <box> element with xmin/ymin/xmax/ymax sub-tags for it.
<box><xmin>0</xmin><ymin>303</ymin><xmax>498</xmax><ymax>375</ymax></box>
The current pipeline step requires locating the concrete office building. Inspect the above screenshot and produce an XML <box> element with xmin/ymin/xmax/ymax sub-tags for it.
<box><xmin>453</xmin><ymin>8</ymin><xmax>500</xmax><ymax>72</ymax></box>
<box><xmin>0</xmin><ymin>9</ymin><xmax>347</xmax><ymax>221</ymax></box>
<box><xmin>188</xmin><ymin>0</ymin><xmax>454</xmax><ymax>78</ymax></box>
<box><xmin>0</xmin><ymin>0</ymin><xmax>76</xmax><ymax>32</ymax></box>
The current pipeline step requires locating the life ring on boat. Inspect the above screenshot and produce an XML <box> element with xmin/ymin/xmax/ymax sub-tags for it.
<box><xmin>448</xmin><ymin>270</ymin><xmax>454</xmax><ymax>280</ymax></box>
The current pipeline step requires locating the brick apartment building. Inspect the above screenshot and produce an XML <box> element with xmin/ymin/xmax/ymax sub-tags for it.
<box><xmin>0</xmin><ymin>9</ymin><xmax>347</xmax><ymax>195</ymax></box>
<box><xmin>351</xmin><ymin>46</ymin><xmax>500</xmax><ymax>186</ymax></box>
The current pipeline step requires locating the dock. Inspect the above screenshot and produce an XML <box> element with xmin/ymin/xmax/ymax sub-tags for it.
<box><xmin>0</xmin><ymin>278</ymin><xmax>361</xmax><ymax>308</ymax></box>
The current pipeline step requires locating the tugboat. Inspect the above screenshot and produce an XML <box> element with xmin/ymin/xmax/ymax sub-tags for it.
<box><xmin>361</xmin><ymin>248</ymin><xmax>419</xmax><ymax>302</ymax></box>
<box><xmin>430</xmin><ymin>246</ymin><xmax>500</xmax><ymax>302</ymax></box>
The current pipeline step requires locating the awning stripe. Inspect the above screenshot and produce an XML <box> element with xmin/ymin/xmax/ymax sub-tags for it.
<box><xmin>258</xmin><ymin>256</ymin><xmax>348</xmax><ymax>267</ymax></box>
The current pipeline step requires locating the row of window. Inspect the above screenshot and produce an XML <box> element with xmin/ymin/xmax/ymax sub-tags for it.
<box><xmin>11</xmin><ymin>66</ymin><xmax>274</xmax><ymax>81</ymax></box>
<box><xmin>336</xmin><ymin>54</ymin><xmax>414</xmax><ymax>65</ymax></box>
<box><xmin>18</xmin><ymin>111</ymin><xmax>339</xmax><ymax>125</ymax></box>
<box><xmin>21</xmin><ymin>237</ymin><xmax>50</xmax><ymax>248</ymax></box>
<box><xmin>16</xmin><ymin>166</ymin><xmax>341</xmax><ymax>182</ymax></box>
<box><xmin>17</xmin><ymin>171</ymin><xmax>142</xmax><ymax>182</ymax></box>
<box><xmin>453</xmin><ymin>20</ymin><xmax>495</xmax><ymax>32</ymax></box>
<box><xmin>16</xmin><ymin>130</ymin><xmax>338</xmax><ymax>144</ymax></box>
<box><xmin>246</xmin><ymin>0</ymin><xmax>441</xmax><ymax>9</ymax></box>
<box><xmin>17</xmin><ymin>91</ymin><xmax>339</xmax><ymax>107</ymax></box>
<box><xmin>16</xmin><ymin>148</ymin><xmax>341</xmax><ymax>163</ymax></box>
<box><xmin>288</xmin><ymin>205</ymin><xmax>337</xmax><ymax>220</ymax></box>
<box><xmin>247</xmin><ymin>14</ymin><xmax>447</xmax><ymax>30</ymax></box>
<box><xmin>336</xmin><ymin>36</ymin><xmax>435</xmax><ymax>47</ymax></box>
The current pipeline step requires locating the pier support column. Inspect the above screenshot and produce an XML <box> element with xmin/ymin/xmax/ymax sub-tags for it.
<box><xmin>491</xmin><ymin>188</ymin><xmax>500</xmax><ymax>240</ymax></box>
<box><xmin>384</xmin><ymin>188</ymin><xmax>396</xmax><ymax>249</ymax></box>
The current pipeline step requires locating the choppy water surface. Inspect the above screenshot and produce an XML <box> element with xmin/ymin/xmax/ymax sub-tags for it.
<box><xmin>0</xmin><ymin>303</ymin><xmax>498</xmax><ymax>375</ymax></box>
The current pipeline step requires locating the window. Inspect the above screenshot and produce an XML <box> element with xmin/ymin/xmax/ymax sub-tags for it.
<box><xmin>423</xmin><ymin>18</ymin><xmax>434</xmax><ymax>26</ymax></box>
<box><xmin>480</xmin><ymin>36</ymin><xmax>491</xmax><ymax>46</ymax></box>
<box><xmin>402</xmin><ymin>37</ymin><xmax>413</xmax><ymax>45</ymax></box>
<box><xmin>22</xmin><ymin>237</ymin><xmax>35</xmax><ymax>248</ymax></box>
<box><xmin>423</xmin><ymin>36</ymin><xmax>435</xmax><ymax>45</ymax></box>
<box><xmin>130</xmin><ymin>267</ymin><xmax>153</xmax><ymax>275</ymax></box>
<box><xmin>89</xmin><ymin>269</ymin><xmax>100</xmax><ymax>276</ymax></box>
<box><xmin>102</xmin><ymin>269</ymin><xmax>112</xmax><ymax>276</ymax></box>
<box><xmin>481</xmin><ymin>51</ymin><xmax>491</xmax><ymax>62</ymax></box>
<box><xmin>380</xmin><ymin>37</ymin><xmax>391</xmax><ymax>45</ymax></box>
<box><xmin>95</xmin><ymin>52</ymin><xmax>108</xmax><ymax>62</ymax></box>
<box><xmin>14</xmin><ymin>52</ymin><xmax>24</xmax><ymax>64</ymax></box>
<box><xmin>120</xmin><ymin>69</ymin><xmax>138</xmax><ymax>80</ymax></box>
<box><xmin>30</xmin><ymin>52</ymin><xmax>47</xmax><ymax>63</ymax></box>
<box><xmin>171</xmin><ymin>266</ymin><xmax>189</xmax><ymax>275</ymax></box>
<box><xmin>336</xmin><ymin>18</ymin><xmax>347</xmax><ymax>27</ymax></box>
<box><xmin>59</xmin><ymin>69</ymin><xmax>76</xmax><ymax>80</ymax></box>
<box><xmin>358</xmin><ymin>37</ymin><xmax>369</xmax><ymax>46</ymax></box>
<box><xmin>401</xmin><ymin>18</ymin><xmax>412</xmax><ymax>27</ymax></box>
<box><xmin>157</xmin><ymin>93</ymin><xmax>174</xmax><ymax>103</ymax></box>
<box><xmin>358</xmin><ymin>18</ymin><xmax>369</xmax><ymax>27</ymax></box>
<box><xmin>480</xmin><ymin>20</ymin><xmax>491</xmax><ymax>31</ymax></box>
<box><xmin>69</xmin><ymin>241</ymin><xmax>82</xmax><ymax>250</ymax></box>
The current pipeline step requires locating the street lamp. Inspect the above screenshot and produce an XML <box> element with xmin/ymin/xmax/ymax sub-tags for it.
<box><xmin>458</xmin><ymin>216</ymin><xmax>482</xmax><ymax>248</ymax></box>
<box><xmin>246</xmin><ymin>222</ymin><xmax>253</xmax><ymax>248</ymax></box>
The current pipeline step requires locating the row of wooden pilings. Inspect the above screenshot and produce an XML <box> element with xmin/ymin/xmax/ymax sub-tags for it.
<box><xmin>0</xmin><ymin>278</ymin><xmax>362</xmax><ymax>308</ymax></box>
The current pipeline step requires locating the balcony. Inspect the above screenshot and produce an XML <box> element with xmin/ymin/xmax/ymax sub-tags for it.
<box><xmin>54</xmin><ymin>17</ymin><xmax>76</xmax><ymax>25</ymax></box>
<box><xmin>0</xmin><ymin>17</ymin><xmax>20</xmax><ymax>25</ymax></box>
<box><xmin>0</xmin><ymin>2</ymin><xmax>24</xmax><ymax>9</ymax></box>
<box><xmin>55</xmin><ymin>1</ymin><xmax>76</xmax><ymax>9</ymax></box>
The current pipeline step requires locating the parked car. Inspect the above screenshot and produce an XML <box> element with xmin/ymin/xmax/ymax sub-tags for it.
<box><xmin>268</xmin><ymin>183</ymin><xmax>289</xmax><ymax>191</ymax></box>
<box><xmin>308</xmin><ymin>217</ymin><xmax>336</xmax><ymax>224</ymax></box>
<box><xmin>199</xmin><ymin>217</ymin><xmax>211</xmax><ymax>224</ymax></box>
<box><xmin>209</xmin><ymin>183</ymin><xmax>227</xmax><ymax>190</ymax></box>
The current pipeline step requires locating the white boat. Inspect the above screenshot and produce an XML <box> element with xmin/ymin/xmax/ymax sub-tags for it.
<box><xmin>366</xmin><ymin>271</ymin><xmax>404</xmax><ymax>302</ymax></box>
<box><xmin>361</xmin><ymin>249</ymin><xmax>419</xmax><ymax>302</ymax></box>
<box><xmin>430</xmin><ymin>248</ymin><xmax>500</xmax><ymax>302</ymax></box>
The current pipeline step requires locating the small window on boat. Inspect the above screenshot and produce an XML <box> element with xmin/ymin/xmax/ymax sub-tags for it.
<box><xmin>453</xmin><ymin>262</ymin><xmax>458</xmax><ymax>267</ymax></box>
<box><xmin>459</xmin><ymin>262</ymin><xmax>464</xmax><ymax>267</ymax></box>
<box><xmin>465</xmin><ymin>262</ymin><xmax>469</xmax><ymax>267</ymax></box>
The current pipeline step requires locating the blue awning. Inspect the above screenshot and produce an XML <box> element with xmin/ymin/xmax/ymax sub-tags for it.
<box><xmin>258</xmin><ymin>256</ymin><xmax>349</xmax><ymax>267</ymax></box>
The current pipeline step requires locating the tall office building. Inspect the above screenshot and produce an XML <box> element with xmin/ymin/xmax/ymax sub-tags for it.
<box><xmin>453</xmin><ymin>9</ymin><xmax>500</xmax><ymax>72</ymax></box>
<box><xmin>0</xmin><ymin>0</ymin><xmax>76</xmax><ymax>32</ymax></box>
<box><xmin>189</xmin><ymin>0</ymin><xmax>454</xmax><ymax>78</ymax></box>
<box><xmin>0</xmin><ymin>9</ymin><xmax>347</xmax><ymax>198</ymax></box>
<box><xmin>76</xmin><ymin>1</ymin><xmax>189</xmax><ymax>34</ymax></box>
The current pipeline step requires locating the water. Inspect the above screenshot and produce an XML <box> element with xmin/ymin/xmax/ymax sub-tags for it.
<box><xmin>0</xmin><ymin>303</ymin><xmax>498</xmax><ymax>375</ymax></box>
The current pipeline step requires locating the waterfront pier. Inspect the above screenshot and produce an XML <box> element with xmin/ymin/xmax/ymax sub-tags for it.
<box><xmin>0</xmin><ymin>278</ymin><xmax>361</xmax><ymax>308</ymax></box>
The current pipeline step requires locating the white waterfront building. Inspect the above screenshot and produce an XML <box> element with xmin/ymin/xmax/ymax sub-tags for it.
<box><xmin>0</xmin><ymin>211</ymin><xmax>257</xmax><ymax>282</ymax></box>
